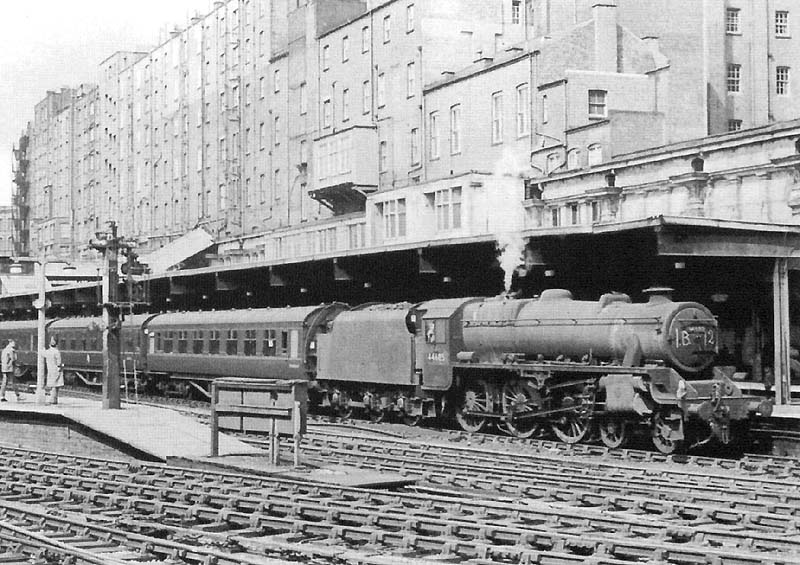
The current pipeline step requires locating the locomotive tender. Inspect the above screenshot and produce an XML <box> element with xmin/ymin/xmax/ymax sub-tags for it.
<box><xmin>0</xmin><ymin>289</ymin><xmax>771</xmax><ymax>453</ymax></box>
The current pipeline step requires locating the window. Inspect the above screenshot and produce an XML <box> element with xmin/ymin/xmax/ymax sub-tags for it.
<box><xmin>280</xmin><ymin>330</ymin><xmax>289</xmax><ymax>356</ymax></box>
<box><xmin>377</xmin><ymin>73</ymin><xmax>386</xmax><ymax>107</ymax></box>
<box><xmin>449</xmin><ymin>104</ymin><xmax>461</xmax><ymax>154</ymax></box>
<box><xmin>323</xmin><ymin>99</ymin><xmax>332</xmax><ymax>127</ymax></box>
<box><xmin>380</xmin><ymin>198</ymin><xmax>407</xmax><ymax>238</ymax></box>
<box><xmin>300</xmin><ymin>139</ymin><xmax>308</xmax><ymax>164</ymax></box>
<box><xmin>551</xmin><ymin>208</ymin><xmax>560</xmax><ymax>227</ymax></box>
<box><xmin>342</xmin><ymin>35</ymin><xmax>350</xmax><ymax>61</ymax></box>
<box><xmin>259</xmin><ymin>122</ymin><xmax>266</xmax><ymax>149</ymax></box>
<box><xmin>512</xmin><ymin>0</ymin><xmax>521</xmax><ymax>24</ymax></box>
<box><xmin>541</xmin><ymin>94</ymin><xmax>549</xmax><ymax>124</ymax></box>
<box><xmin>726</xmin><ymin>8</ymin><xmax>740</xmax><ymax>34</ymax></box>
<box><xmin>587</xmin><ymin>143</ymin><xmax>603</xmax><ymax>167</ymax></box>
<box><xmin>546</xmin><ymin>152</ymin><xmax>560</xmax><ymax>173</ymax></box>
<box><xmin>406</xmin><ymin>62</ymin><xmax>416</xmax><ymax>97</ymax></box>
<box><xmin>727</xmin><ymin>64</ymin><xmax>741</xmax><ymax>92</ymax></box>
<box><xmin>362</xmin><ymin>25</ymin><xmax>371</xmax><ymax>52</ymax></box>
<box><xmin>274</xmin><ymin>69</ymin><xmax>280</xmax><ymax>92</ymax></box>
<box><xmin>567</xmin><ymin>149</ymin><xmax>581</xmax><ymax>170</ymax></box>
<box><xmin>591</xmin><ymin>201</ymin><xmax>600</xmax><ymax>223</ymax></box>
<box><xmin>378</xmin><ymin>140</ymin><xmax>388</xmax><ymax>172</ymax></box>
<box><xmin>588</xmin><ymin>89</ymin><xmax>607</xmax><ymax>117</ymax></box>
<box><xmin>163</xmin><ymin>331</ymin><xmax>173</xmax><ymax>354</ymax></box>
<box><xmin>322</xmin><ymin>44</ymin><xmax>330</xmax><ymax>70</ymax></box>
<box><xmin>362</xmin><ymin>80</ymin><xmax>371</xmax><ymax>114</ymax></box>
<box><xmin>569</xmin><ymin>203</ymin><xmax>580</xmax><ymax>225</ymax></box>
<box><xmin>244</xmin><ymin>329</ymin><xmax>257</xmax><ymax>356</ymax></box>
<box><xmin>516</xmin><ymin>84</ymin><xmax>530</xmax><ymax>136</ymax></box>
<box><xmin>341</xmin><ymin>88</ymin><xmax>350</xmax><ymax>121</ymax></box>
<box><xmin>728</xmin><ymin>119</ymin><xmax>742</xmax><ymax>131</ymax></box>
<box><xmin>411</xmin><ymin>127</ymin><xmax>420</xmax><ymax>165</ymax></box>
<box><xmin>259</xmin><ymin>76</ymin><xmax>266</xmax><ymax>98</ymax></box>
<box><xmin>209</xmin><ymin>330</ymin><xmax>220</xmax><ymax>354</ymax></box>
<box><xmin>429</xmin><ymin>112</ymin><xmax>440</xmax><ymax>160</ymax></box>
<box><xmin>777</xmin><ymin>66</ymin><xmax>790</xmax><ymax>95</ymax></box>
<box><xmin>491</xmin><ymin>91</ymin><xmax>504</xmax><ymax>143</ymax></box>
<box><xmin>406</xmin><ymin>4</ymin><xmax>415</xmax><ymax>32</ymax></box>
<box><xmin>299</xmin><ymin>83</ymin><xmax>308</xmax><ymax>115</ymax></box>
<box><xmin>434</xmin><ymin>187</ymin><xmax>462</xmax><ymax>231</ymax></box>
<box><xmin>274</xmin><ymin>116</ymin><xmax>281</xmax><ymax>145</ymax></box>
<box><xmin>775</xmin><ymin>11</ymin><xmax>789</xmax><ymax>36</ymax></box>
<box><xmin>177</xmin><ymin>331</ymin><xmax>188</xmax><ymax>354</ymax></box>
<box><xmin>262</xmin><ymin>329</ymin><xmax>276</xmax><ymax>356</ymax></box>
<box><xmin>226</xmin><ymin>329</ymin><xmax>238</xmax><ymax>355</ymax></box>
<box><xmin>383</xmin><ymin>15</ymin><xmax>391</xmax><ymax>43</ymax></box>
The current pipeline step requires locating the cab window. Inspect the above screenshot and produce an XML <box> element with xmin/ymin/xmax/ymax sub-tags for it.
<box><xmin>192</xmin><ymin>330</ymin><xmax>204</xmax><ymax>354</ymax></box>
<box><xmin>424</xmin><ymin>320</ymin><xmax>446</xmax><ymax>344</ymax></box>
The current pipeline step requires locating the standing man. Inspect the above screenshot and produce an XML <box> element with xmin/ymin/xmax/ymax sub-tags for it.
<box><xmin>44</xmin><ymin>338</ymin><xmax>63</xmax><ymax>405</ymax></box>
<box><xmin>1</xmin><ymin>339</ymin><xmax>20</xmax><ymax>402</ymax></box>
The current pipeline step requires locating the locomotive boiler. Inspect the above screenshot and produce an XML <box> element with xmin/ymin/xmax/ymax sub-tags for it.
<box><xmin>459</xmin><ymin>288</ymin><xmax>717</xmax><ymax>371</ymax></box>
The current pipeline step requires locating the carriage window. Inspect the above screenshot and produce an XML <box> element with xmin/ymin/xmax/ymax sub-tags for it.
<box><xmin>69</xmin><ymin>336</ymin><xmax>76</xmax><ymax>351</ymax></box>
<box><xmin>155</xmin><ymin>332</ymin><xmax>162</xmax><ymax>352</ymax></box>
<box><xmin>244</xmin><ymin>329</ymin><xmax>257</xmax><ymax>356</ymax></box>
<box><xmin>262</xmin><ymin>329</ymin><xmax>276</xmax><ymax>356</ymax></box>
<box><xmin>163</xmin><ymin>331</ymin><xmax>174</xmax><ymax>354</ymax></box>
<box><xmin>280</xmin><ymin>330</ymin><xmax>289</xmax><ymax>356</ymax></box>
<box><xmin>177</xmin><ymin>330</ymin><xmax>188</xmax><ymax>353</ymax></box>
<box><xmin>193</xmin><ymin>330</ymin><xmax>204</xmax><ymax>354</ymax></box>
<box><xmin>226</xmin><ymin>329</ymin><xmax>239</xmax><ymax>355</ymax></box>
<box><xmin>82</xmin><ymin>338</ymin><xmax>88</xmax><ymax>351</ymax></box>
<box><xmin>209</xmin><ymin>330</ymin><xmax>220</xmax><ymax>354</ymax></box>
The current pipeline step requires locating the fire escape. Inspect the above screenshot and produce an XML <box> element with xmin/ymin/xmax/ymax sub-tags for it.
<box><xmin>11</xmin><ymin>134</ymin><xmax>31</xmax><ymax>257</ymax></box>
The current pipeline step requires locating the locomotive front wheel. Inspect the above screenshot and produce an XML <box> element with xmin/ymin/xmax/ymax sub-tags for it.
<box><xmin>599</xmin><ymin>418</ymin><xmax>629</xmax><ymax>449</ymax></box>
<box><xmin>455</xmin><ymin>379</ymin><xmax>492</xmax><ymax>433</ymax></box>
<box><xmin>500</xmin><ymin>381</ymin><xmax>542</xmax><ymax>439</ymax></box>
<box><xmin>651</xmin><ymin>412</ymin><xmax>684</xmax><ymax>455</ymax></box>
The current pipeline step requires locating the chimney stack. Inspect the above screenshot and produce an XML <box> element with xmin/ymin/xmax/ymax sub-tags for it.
<box><xmin>593</xmin><ymin>1</ymin><xmax>618</xmax><ymax>73</ymax></box>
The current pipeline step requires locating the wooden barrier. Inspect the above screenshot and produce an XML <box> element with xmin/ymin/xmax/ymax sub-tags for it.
<box><xmin>210</xmin><ymin>378</ymin><xmax>307</xmax><ymax>466</ymax></box>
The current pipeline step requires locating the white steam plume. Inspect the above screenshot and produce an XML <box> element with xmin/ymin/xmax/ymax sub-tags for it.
<box><xmin>491</xmin><ymin>148</ymin><xmax>529</xmax><ymax>293</ymax></box>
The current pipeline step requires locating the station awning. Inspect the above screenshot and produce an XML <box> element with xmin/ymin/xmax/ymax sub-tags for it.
<box><xmin>140</xmin><ymin>228</ymin><xmax>214</xmax><ymax>274</ymax></box>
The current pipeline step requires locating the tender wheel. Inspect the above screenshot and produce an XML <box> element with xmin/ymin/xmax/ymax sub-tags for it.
<box><xmin>550</xmin><ymin>395</ymin><xmax>591</xmax><ymax>444</ymax></box>
<box><xmin>500</xmin><ymin>381</ymin><xmax>542</xmax><ymax>438</ymax></box>
<box><xmin>332</xmin><ymin>389</ymin><xmax>353</xmax><ymax>419</ymax></box>
<box><xmin>455</xmin><ymin>379</ymin><xmax>492</xmax><ymax>433</ymax></box>
<box><xmin>651</xmin><ymin>411</ymin><xmax>684</xmax><ymax>454</ymax></box>
<box><xmin>599</xmin><ymin>418</ymin><xmax>629</xmax><ymax>449</ymax></box>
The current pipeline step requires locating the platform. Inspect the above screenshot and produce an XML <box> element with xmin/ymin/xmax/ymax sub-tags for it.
<box><xmin>0</xmin><ymin>393</ymin><xmax>259</xmax><ymax>462</ymax></box>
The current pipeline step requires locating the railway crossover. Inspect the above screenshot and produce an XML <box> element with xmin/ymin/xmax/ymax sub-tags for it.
<box><xmin>0</xmin><ymin>444</ymin><xmax>797</xmax><ymax>563</ymax></box>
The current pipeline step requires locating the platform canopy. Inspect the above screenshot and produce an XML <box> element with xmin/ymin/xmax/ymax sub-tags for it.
<box><xmin>139</xmin><ymin>227</ymin><xmax>214</xmax><ymax>275</ymax></box>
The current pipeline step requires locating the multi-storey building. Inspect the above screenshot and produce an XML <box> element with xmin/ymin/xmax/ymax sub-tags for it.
<box><xmin>11</xmin><ymin>128</ymin><xmax>31</xmax><ymax>257</ymax></box>
<box><xmin>20</xmin><ymin>0</ymin><xmax>800</xmax><ymax>260</ymax></box>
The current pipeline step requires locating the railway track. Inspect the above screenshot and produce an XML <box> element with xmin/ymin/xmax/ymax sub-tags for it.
<box><xmin>57</xmin><ymin>386</ymin><xmax>800</xmax><ymax>480</ymax></box>
<box><xmin>0</xmin><ymin>444</ymin><xmax>798</xmax><ymax>564</ymax></box>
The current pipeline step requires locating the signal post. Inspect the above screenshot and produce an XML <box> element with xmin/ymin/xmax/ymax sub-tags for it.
<box><xmin>90</xmin><ymin>221</ymin><xmax>147</xmax><ymax>409</ymax></box>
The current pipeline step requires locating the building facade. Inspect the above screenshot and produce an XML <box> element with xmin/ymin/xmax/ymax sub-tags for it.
<box><xmin>19</xmin><ymin>0</ymin><xmax>800</xmax><ymax>262</ymax></box>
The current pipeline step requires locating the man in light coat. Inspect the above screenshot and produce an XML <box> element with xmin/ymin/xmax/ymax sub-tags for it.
<box><xmin>1</xmin><ymin>339</ymin><xmax>20</xmax><ymax>402</ymax></box>
<box><xmin>44</xmin><ymin>338</ymin><xmax>64</xmax><ymax>405</ymax></box>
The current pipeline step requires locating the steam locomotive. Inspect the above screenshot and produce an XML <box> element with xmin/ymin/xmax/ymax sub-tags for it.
<box><xmin>0</xmin><ymin>288</ymin><xmax>771</xmax><ymax>453</ymax></box>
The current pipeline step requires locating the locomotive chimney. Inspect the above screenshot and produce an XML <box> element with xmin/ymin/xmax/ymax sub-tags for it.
<box><xmin>642</xmin><ymin>286</ymin><xmax>674</xmax><ymax>304</ymax></box>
